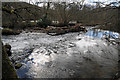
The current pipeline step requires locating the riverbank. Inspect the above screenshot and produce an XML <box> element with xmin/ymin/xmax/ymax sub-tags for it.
<box><xmin>2</xmin><ymin>24</ymin><xmax>120</xmax><ymax>37</ymax></box>
<box><xmin>24</xmin><ymin>24</ymin><xmax>87</xmax><ymax>36</ymax></box>
<box><xmin>2</xmin><ymin>24</ymin><xmax>87</xmax><ymax>36</ymax></box>
<box><xmin>93</xmin><ymin>24</ymin><xmax>120</xmax><ymax>34</ymax></box>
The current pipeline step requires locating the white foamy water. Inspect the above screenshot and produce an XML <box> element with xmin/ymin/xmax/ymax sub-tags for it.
<box><xmin>2</xmin><ymin>30</ymin><xmax>119</xmax><ymax>78</ymax></box>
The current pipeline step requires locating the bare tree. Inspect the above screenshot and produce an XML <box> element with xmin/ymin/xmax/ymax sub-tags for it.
<box><xmin>52</xmin><ymin>1</ymin><xmax>85</xmax><ymax>25</ymax></box>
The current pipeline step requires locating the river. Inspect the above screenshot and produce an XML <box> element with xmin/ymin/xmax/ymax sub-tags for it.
<box><xmin>2</xmin><ymin>27</ymin><xmax>120</xmax><ymax>78</ymax></box>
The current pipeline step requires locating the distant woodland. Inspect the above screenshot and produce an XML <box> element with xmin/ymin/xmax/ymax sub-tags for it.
<box><xmin>2</xmin><ymin>1</ymin><xmax>120</xmax><ymax>32</ymax></box>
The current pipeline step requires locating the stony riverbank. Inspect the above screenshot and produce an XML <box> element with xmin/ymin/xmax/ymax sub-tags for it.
<box><xmin>2</xmin><ymin>24</ymin><xmax>87</xmax><ymax>36</ymax></box>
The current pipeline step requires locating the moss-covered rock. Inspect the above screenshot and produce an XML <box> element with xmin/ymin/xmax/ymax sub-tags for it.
<box><xmin>2</xmin><ymin>45</ymin><xmax>19</xmax><ymax>79</ymax></box>
<box><xmin>4</xmin><ymin>43</ymin><xmax>12</xmax><ymax>56</ymax></box>
<box><xmin>4</xmin><ymin>43</ymin><xmax>11</xmax><ymax>50</ymax></box>
<box><xmin>2</xmin><ymin>28</ymin><xmax>21</xmax><ymax>35</ymax></box>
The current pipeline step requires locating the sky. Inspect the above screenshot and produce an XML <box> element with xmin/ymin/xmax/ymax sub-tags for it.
<box><xmin>84</xmin><ymin>0</ymin><xmax>119</xmax><ymax>6</ymax></box>
<box><xmin>19</xmin><ymin>0</ymin><xmax>119</xmax><ymax>3</ymax></box>
<box><xmin>19</xmin><ymin>0</ymin><xmax>120</xmax><ymax>7</ymax></box>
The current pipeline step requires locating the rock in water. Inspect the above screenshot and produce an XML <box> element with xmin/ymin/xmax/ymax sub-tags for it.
<box><xmin>15</xmin><ymin>63</ymin><xmax>22</xmax><ymax>69</ymax></box>
<box><xmin>5</xmin><ymin>43</ymin><xmax>11</xmax><ymax>50</ymax></box>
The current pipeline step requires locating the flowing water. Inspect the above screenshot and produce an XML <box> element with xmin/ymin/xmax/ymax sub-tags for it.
<box><xmin>2</xmin><ymin>27</ymin><xmax>120</xmax><ymax>78</ymax></box>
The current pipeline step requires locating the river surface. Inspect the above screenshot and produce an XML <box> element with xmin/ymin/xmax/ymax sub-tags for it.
<box><xmin>2</xmin><ymin>27</ymin><xmax>120</xmax><ymax>78</ymax></box>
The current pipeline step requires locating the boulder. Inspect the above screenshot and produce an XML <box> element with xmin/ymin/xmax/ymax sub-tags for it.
<box><xmin>2</xmin><ymin>28</ymin><xmax>21</xmax><ymax>35</ymax></box>
<box><xmin>2</xmin><ymin>45</ymin><xmax>18</xmax><ymax>79</ymax></box>
<box><xmin>5</xmin><ymin>43</ymin><xmax>11</xmax><ymax>50</ymax></box>
<box><xmin>4</xmin><ymin>43</ymin><xmax>12</xmax><ymax>56</ymax></box>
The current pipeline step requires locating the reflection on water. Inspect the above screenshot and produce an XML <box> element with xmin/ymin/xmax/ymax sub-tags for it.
<box><xmin>2</xmin><ymin>28</ymin><xmax>119</xmax><ymax>78</ymax></box>
<box><xmin>85</xmin><ymin>29</ymin><xmax>120</xmax><ymax>39</ymax></box>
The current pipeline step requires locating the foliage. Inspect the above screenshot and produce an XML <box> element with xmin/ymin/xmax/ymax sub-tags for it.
<box><xmin>2</xmin><ymin>2</ymin><xmax>120</xmax><ymax>32</ymax></box>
